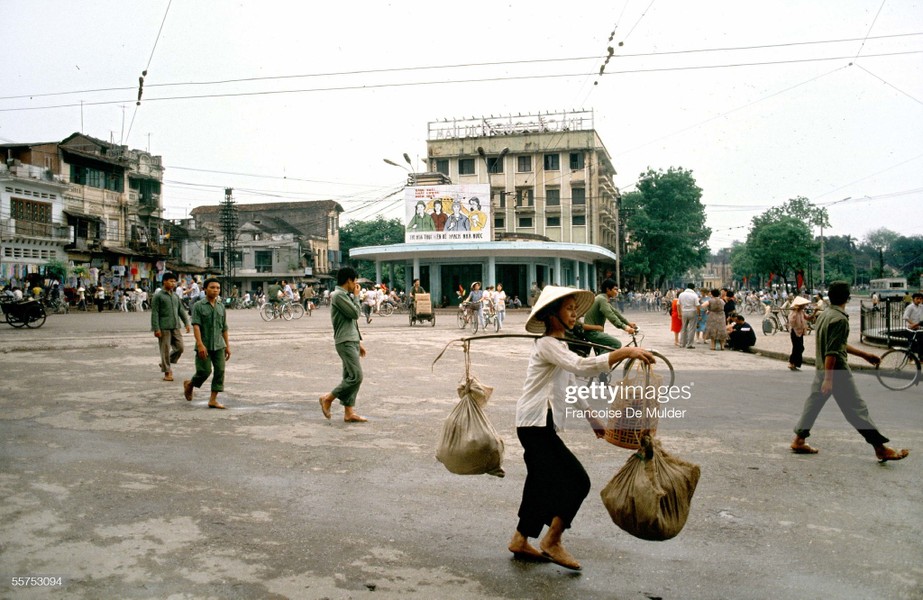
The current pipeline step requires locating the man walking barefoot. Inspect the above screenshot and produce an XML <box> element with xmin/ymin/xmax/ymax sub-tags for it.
<box><xmin>791</xmin><ymin>281</ymin><xmax>909</xmax><ymax>462</ymax></box>
<box><xmin>183</xmin><ymin>278</ymin><xmax>231</xmax><ymax>410</ymax></box>
<box><xmin>319</xmin><ymin>267</ymin><xmax>368</xmax><ymax>423</ymax></box>
<box><xmin>151</xmin><ymin>272</ymin><xmax>190</xmax><ymax>382</ymax></box>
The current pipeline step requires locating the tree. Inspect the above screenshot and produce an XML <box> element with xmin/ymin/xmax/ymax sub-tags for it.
<box><xmin>741</xmin><ymin>197</ymin><xmax>828</xmax><ymax>288</ymax></box>
<box><xmin>621</xmin><ymin>167</ymin><xmax>711</xmax><ymax>289</ymax></box>
<box><xmin>890</xmin><ymin>235</ymin><xmax>923</xmax><ymax>282</ymax></box>
<box><xmin>746</xmin><ymin>215</ymin><xmax>815</xmax><ymax>286</ymax></box>
<box><xmin>338</xmin><ymin>216</ymin><xmax>405</xmax><ymax>282</ymax></box>
<box><xmin>864</xmin><ymin>228</ymin><xmax>900</xmax><ymax>278</ymax></box>
<box><xmin>728</xmin><ymin>241</ymin><xmax>756</xmax><ymax>287</ymax></box>
<box><xmin>753</xmin><ymin>195</ymin><xmax>829</xmax><ymax>230</ymax></box>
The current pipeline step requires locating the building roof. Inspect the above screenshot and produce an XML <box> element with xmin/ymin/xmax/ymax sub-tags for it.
<box><xmin>350</xmin><ymin>241</ymin><xmax>617</xmax><ymax>264</ymax></box>
<box><xmin>191</xmin><ymin>200</ymin><xmax>343</xmax><ymax>216</ymax></box>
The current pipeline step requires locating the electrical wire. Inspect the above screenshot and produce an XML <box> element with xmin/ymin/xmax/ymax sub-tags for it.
<box><xmin>2</xmin><ymin>50</ymin><xmax>921</xmax><ymax>114</ymax></box>
<box><xmin>2</xmin><ymin>31</ymin><xmax>919</xmax><ymax>103</ymax></box>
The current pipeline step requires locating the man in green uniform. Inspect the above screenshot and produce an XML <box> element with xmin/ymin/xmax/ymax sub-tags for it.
<box><xmin>151</xmin><ymin>272</ymin><xmax>191</xmax><ymax>382</ymax></box>
<box><xmin>582</xmin><ymin>278</ymin><xmax>636</xmax><ymax>351</ymax></box>
<box><xmin>791</xmin><ymin>281</ymin><xmax>908</xmax><ymax>462</ymax></box>
<box><xmin>184</xmin><ymin>278</ymin><xmax>231</xmax><ymax>409</ymax></box>
<box><xmin>319</xmin><ymin>267</ymin><xmax>368</xmax><ymax>423</ymax></box>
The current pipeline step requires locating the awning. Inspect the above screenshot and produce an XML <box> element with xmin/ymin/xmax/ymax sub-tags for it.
<box><xmin>63</xmin><ymin>210</ymin><xmax>104</xmax><ymax>223</ymax></box>
<box><xmin>165</xmin><ymin>261</ymin><xmax>210</xmax><ymax>275</ymax></box>
<box><xmin>104</xmin><ymin>246</ymin><xmax>135</xmax><ymax>256</ymax></box>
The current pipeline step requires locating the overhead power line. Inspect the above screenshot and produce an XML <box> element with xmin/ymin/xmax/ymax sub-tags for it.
<box><xmin>0</xmin><ymin>32</ymin><xmax>919</xmax><ymax>102</ymax></box>
<box><xmin>3</xmin><ymin>48</ymin><xmax>920</xmax><ymax>115</ymax></box>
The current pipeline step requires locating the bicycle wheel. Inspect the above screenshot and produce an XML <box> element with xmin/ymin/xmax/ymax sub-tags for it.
<box><xmin>470</xmin><ymin>314</ymin><xmax>479</xmax><ymax>334</ymax></box>
<box><xmin>7</xmin><ymin>312</ymin><xmax>26</xmax><ymax>328</ymax></box>
<box><xmin>762</xmin><ymin>317</ymin><xmax>776</xmax><ymax>335</ymax></box>
<box><xmin>457</xmin><ymin>311</ymin><xmax>466</xmax><ymax>329</ymax></box>
<box><xmin>289</xmin><ymin>303</ymin><xmax>306</xmax><ymax>319</ymax></box>
<box><xmin>260</xmin><ymin>304</ymin><xmax>275</xmax><ymax>321</ymax></box>
<box><xmin>490</xmin><ymin>315</ymin><xmax>499</xmax><ymax>332</ymax></box>
<box><xmin>380</xmin><ymin>303</ymin><xmax>394</xmax><ymax>317</ymax></box>
<box><xmin>622</xmin><ymin>351</ymin><xmax>675</xmax><ymax>387</ymax></box>
<box><xmin>281</xmin><ymin>305</ymin><xmax>294</xmax><ymax>321</ymax></box>
<box><xmin>25</xmin><ymin>305</ymin><xmax>46</xmax><ymax>329</ymax></box>
<box><xmin>876</xmin><ymin>349</ymin><xmax>921</xmax><ymax>391</ymax></box>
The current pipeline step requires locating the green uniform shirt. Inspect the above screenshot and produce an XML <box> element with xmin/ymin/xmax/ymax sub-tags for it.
<box><xmin>192</xmin><ymin>299</ymin><xmax>228</xmax><ymax>351</ymax></box>
<box><xmin>150</xmin><ymin>289</ymin><xmax>190</xmax><ymax>332</ymax></box>
<box><xmin>330</xmin><ymin>286</ymin><xmax>362</xmax><ymax>344</ymax></box>
<box><xmin>814</xmin><ymin>305</ymin><xmax>849</xmax><ymax>370</ymax></box>
<box><xmin>583</xmin><ymin>293</ymin><xmax>629</xmax><ymax>330</ymax></box>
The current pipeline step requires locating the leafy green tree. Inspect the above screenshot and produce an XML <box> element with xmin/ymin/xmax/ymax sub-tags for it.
<box><xmin>753</xmin><ymin>195</ymin><xmax>829</xmax><ymax>230</ymax></box>
<box><xmin>746</xmin><ymin>215</ymin><xmax>815</xmax><ymax>286</ymax></box>
<box><xmin>43</xmin><ymin>258</ymin><xmax>68</xmax><ymax>283</ymax></box>
<box><xmin>622</xmin><ymin>167</ymin><xmax>711</xmax><ymax>288</ymax></box>
<box><xmin>864</xmin><ymin>228</ymin><xmax>901</xmax><ymax>278</ymax></box>
<box><xmin>728</xmin><ymin>241</ymin><xmax>756</xmax><ymax>286</ymax></box>
<box><xmin>740</xmin><ymin>197</ymin><xmax>828</xmax><ymax>287</ymax></box>
<box><xmin>338</xmin><ymin>216</ymin><xmax>405</xmax><ymax>282</ymax></box>
<box><xmin>890</xmin><ymin>235</ymin><xmax>923</xmax><ymax>282</ymax></box>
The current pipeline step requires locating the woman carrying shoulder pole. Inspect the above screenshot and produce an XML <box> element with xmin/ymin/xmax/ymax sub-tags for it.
<box><xmin>508</xmin><ymin>286</ymin><xmax>654</xmax><ymax>570</ymax></box>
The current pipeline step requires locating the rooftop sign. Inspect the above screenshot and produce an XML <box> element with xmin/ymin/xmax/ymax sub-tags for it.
<box><xmin>428</xmin><ymin>110</ymin><xmax>594</xmax><ymax>141</ymax></box>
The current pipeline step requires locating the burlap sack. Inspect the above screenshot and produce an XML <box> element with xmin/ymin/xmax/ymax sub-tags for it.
<box><xmin>600</xmin><ymin>435</ymin><xmax>700</xmax><ymax>541</ymax></box>
<box><xmin>436</xmin><ymin>376</ymin><xmax>505</xmax><ymax>477</ymax></box>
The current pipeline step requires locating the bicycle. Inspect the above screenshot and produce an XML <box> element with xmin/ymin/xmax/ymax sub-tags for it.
<box><xmin>456</xmin><ymin>302</ymin><xmax>479</xmax><ymax>333</ymax></box>
<box><xmin>43</xmin><ymin>296</ymin><xmax>69</xmax><ymax>315</ymax></box>
<box><xmin>876</xmin><ymin>331</ymin><xmax>922</xmax><ymax>390</ymax></box>
<box><xmin>482</xmin><ymin>306</ymin><xmax>500</xmax><ymax>333</ymax></box>
<box><xmin>567</xmin><ymin>325</ymin><xmax>675</xmax><ymax>387</ymax></box>
<box><xmin>285</xmin><ymin>299</ymin><xmax>306</xmax><ymax>319</ymax></box>
<box><xmin>261</xmin><ymin>301</ymin><xmax>293</xmax><ymax>321</ymax></box>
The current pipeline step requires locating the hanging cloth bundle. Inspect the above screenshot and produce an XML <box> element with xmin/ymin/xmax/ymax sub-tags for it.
<box><xmin>600</xmin><ymin>433</ymin><xmax>700</xmax><ymax>541</ymax></box>
<box><xmin>434</xmin><ymin>340</ymin><xmax>505</xmax><ymax>477</ymax></box>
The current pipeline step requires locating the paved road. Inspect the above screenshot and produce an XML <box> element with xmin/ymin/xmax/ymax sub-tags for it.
<box><xmin>1</xmin><ymin>306</ymin><xmax>920</xmax><ymax>599</ymax></box>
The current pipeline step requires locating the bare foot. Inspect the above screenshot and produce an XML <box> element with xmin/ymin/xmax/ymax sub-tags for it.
<box><xmin>539</xmin><ymin>540</ymin><xmax>581</xmax><ymax>570</ymax></box>
<box><xmin>508</xmin><ymin>532</ymin><xmax>547</xmax><ymax>561</ymax></box>
<box><xmin>208</xmin><ymin>401</ymin><xmax>226</xmax><ymax>409</ymax></box>
<box><xmin>183</xmin><ymin>380</ymin><xmax>193</xmax><ymax>401</ymax></box>
<box><xmin>875</xmin><ymin>446</ymin><xmax>909</xmax><ymax>462</ymax></box>
<box><xmin>344</xmin><ymin>414</ymin><xmax>367</xmax><ymax>423</ymax></box>
<box><xmin>791</xmin><ymin>436</ymin><xmax>818</xmax><ymax>454</ymax></box>
<box><xmin>318</xmin><ymin>395</ymin><xmax>332</xmax><ymax>419</ymax></box>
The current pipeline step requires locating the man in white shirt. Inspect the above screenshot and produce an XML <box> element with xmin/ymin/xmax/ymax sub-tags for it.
<box><xmin>903</xmin><ymin>292</ymin><xmax>923</xmax><ymax>353</ymax></box>
<box><xmin>677</xmin><ymin>283</ymin><xmax>700</xmax><ymax>349</ymax></box>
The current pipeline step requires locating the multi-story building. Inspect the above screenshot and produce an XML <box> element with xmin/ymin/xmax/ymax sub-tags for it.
<box><xmin>351</xmin><ymin>110</ymin><xmax>621</xmax><ymax>303</ymax></box>
<box><xmin>426</xmin><ymin>110</ymin><xmax>621</xmax><ymax>251</ymax></box>
<box><xmin>0</xmin><ymin>133</ymin><xmax>168</xmax><ymax>291</ymax></box>
<box><xmin>190</xmin><ymin>200</ymin><xmax>344</xmax><ymax>293</ymax></box>
<box><xmin>0</xmin><ymin>147</ymin><xmax>71</xmax><ymax>287</ymax></box>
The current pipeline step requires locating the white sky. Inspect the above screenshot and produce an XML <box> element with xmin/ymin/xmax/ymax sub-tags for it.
<box><xmin>2</xmin><ymin>1</ymin><xmax>921</xmax><ymax>252</ymax></box>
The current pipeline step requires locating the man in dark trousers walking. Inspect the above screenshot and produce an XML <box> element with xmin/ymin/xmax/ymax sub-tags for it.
<box><xmin>791</xmin><ymin>281</ymin><xmax>909</xmax><ymax>462</ymax></box>
<box><xmin>319</xmin><ymin>267</ymin><xmax>369</xmax><ymax>423</ymax></box>
<box><xmin>151</xmin><ymin>272</ymin><xmax>191</xmax><ymax>382</ymax></box>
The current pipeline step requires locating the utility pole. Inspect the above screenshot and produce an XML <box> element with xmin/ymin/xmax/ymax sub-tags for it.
<box><xmin>219</xmin><ymin>188</ymin><xmax>238</xmax><ymax>296</ymax></box>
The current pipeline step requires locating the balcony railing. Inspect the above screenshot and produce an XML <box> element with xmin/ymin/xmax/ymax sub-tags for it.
<box><xmin>0</xmin><ymin>218</ymin><xmax>72</xmax><ymax>241</ymax></box>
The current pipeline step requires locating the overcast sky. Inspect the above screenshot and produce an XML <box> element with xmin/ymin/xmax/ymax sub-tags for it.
<box><xmin>2</xmin><ymin>1</ymin><xmax>921</xmax><ymax>251</ymax></box>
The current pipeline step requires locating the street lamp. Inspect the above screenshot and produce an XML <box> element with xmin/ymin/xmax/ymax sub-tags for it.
<box><xmin>476</xmin><ymin>146</ymin><xmax>509</xmax><ymax>177</ymax></box>
<box><xmin>384</xmin><ymin>157</ymin><xmax>415</xmax><ymax>186</ymax></box>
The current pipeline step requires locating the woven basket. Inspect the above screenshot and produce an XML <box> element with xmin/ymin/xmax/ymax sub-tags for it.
<box><xmin>604</xmin><ymin>362</ymin><xmax>663</xmax><ymax>449</ymax></box>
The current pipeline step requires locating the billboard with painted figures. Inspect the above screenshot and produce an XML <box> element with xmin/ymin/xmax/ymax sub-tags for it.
<box><xmin>404</xmin><ymin>184</ymin><xmax>490</xmax><ymax>244</ymax></box>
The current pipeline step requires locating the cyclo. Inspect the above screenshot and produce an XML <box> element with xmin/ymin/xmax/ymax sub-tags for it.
<box><xmin>1</xmin><ymin>298</ymin><xmax>47</xmax><ymax>328</ymax></box>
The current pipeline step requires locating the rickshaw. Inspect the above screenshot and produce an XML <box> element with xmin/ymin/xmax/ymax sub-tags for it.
<box><xmin>409</xmin><ymin>293</ymin><xmax>435</xmax><ymax>327</ymax></box>
<box><xmin>1</xmin><ymin>299</ymin><xmax>47</xmax><ymax>328</ymax></box>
